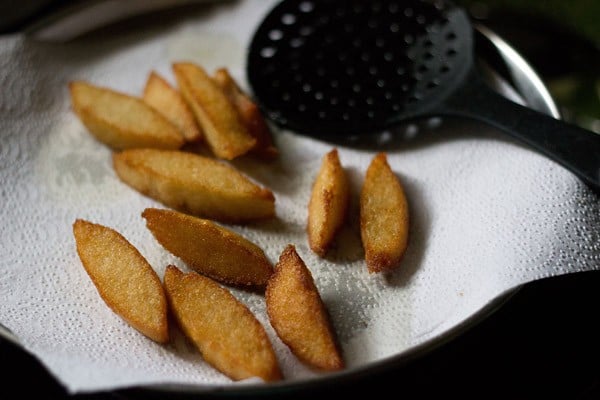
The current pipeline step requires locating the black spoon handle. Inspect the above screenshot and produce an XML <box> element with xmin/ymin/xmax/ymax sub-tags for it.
<box><xmin>438</xmin><ymin>74</ymin><xmax>600</xmax><ymax>192</ymax></box>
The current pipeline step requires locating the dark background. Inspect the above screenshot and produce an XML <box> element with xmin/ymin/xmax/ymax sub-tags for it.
<box><xmin>1</xmin><ymin>1</ymin><xmax>599</xmax><ymax>399</ymax></box>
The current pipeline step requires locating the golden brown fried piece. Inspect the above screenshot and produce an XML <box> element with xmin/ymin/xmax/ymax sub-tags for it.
<box><xmin>173</xmin><ymin>62</ymin><xmax>256</xmax><ymax>160</ymax></box>
<box><xmin>72</xmin><ymin>219</ymin><xmax>168</xmax><ymax>343</ymax></box>
<box><xmin>307</xmin><ymin>148</ymin><xmax>349</xmax><ymax>257</ymax></box>
<box><xmin>142</xmin><ymin>208</ymin><xmax>273</xmax><ymax>286</ymax></box>
<box><xmin>164</xmin><ymin>265</ymin><xmax>282</xmax><ymax>382</ymax></box>
<box><xmin>143</xmin><ymin>71</ymin><xmax>202</xmax><ymax>142</ymax></box>
<box><xmin>69</xmin><ymin>81</ymin><xmax>184</xmax><ymax>150</ymax></box>
<box><xmin>112</xmin><ymin>148</ymin><xmax>275</xmax><ymax>223</ymax></box>
<box><xmin>212</xmin><ymin>68</ymin><xmax>278</xmax><ymax>159</ymax></box>
<box><xmin>360</xmin><ymin>152</ymin><xmax>409</xmax><ymax>273</ymax></box>
<box><xmin>266</xmin><ymin>245</ymin><xmax>344</xmax><ymax>371</ymax></box>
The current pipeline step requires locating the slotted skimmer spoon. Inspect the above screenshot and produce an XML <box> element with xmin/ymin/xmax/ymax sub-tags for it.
<box><xmin>247</xmin><ymin>0</ymin><xmax>600</xmax><ymax>191</ymax></box>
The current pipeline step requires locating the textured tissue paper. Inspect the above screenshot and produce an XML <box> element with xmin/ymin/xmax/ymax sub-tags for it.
<box><xmin>0</xmin><ymin>0</ymin><xmax>598</xmax><ymax>395</ymax></box>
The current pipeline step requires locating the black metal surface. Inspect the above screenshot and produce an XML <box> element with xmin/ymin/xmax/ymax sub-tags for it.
<box><xmin>247</xmin><ymin>0</ymin><xmax>600</xmax><ymax>191</ymax></box>
<box><xmin>0</xmin><ymin>0</ymin><xmax>78</xmax><ymax>33</ymax></box>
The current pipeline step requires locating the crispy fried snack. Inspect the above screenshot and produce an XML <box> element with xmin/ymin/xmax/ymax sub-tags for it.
<box><xmin>112</xmin><ymin>148</ymin><xmax>275</xmax><ymax>223</ymax></box>
<box><xmin>360</xmin><ymin>152</ymin><xmax>409</xmax><ymax>273</ymax></box>
<box><xmin>72</xmin><ymin>219</ymin><xmax>168</xmax><ymax>343</ymax></box>
<box><xmin>307</xmin><ymin>148</ymin><xmax>349</xmax><ymax>257</ymax></box>
<box><xmin>143</xmin><ymin>71</ymin><xmax>202</xmax><ymax>142</ymax></box>
<box><xmin>142</xmin><ymin>208</ymin><xmax>273</xmax><ymax>286</ymax></box>
<box><xmin>164</xmin><ymin>265</ymin><xmax>282</xmax><ymax>382</ymax></box>
<box><xmin>266</xmin><ymin>245</ymin><xmax>344</xmax><ymax>371</ymax></box>
<box><xmin>212</xmin><ymin>68</ymin><xmax>278</xmax><ymax>159</ymax></box>
<box><xmin>173</xmin><ymin>62</ymin><xmax>256</xmax><ymax>160</ymax></box>
<box><xmin>69</xmin><ymin>81</ymin><xmax>184</xmax><ymax>150</ymax></box>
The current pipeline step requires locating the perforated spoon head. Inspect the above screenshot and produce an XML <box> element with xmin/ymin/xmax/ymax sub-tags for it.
<box><xmin>247</xmin><ymin>0</ymin><xmax>474</xmax><ymax>138</ymax></box>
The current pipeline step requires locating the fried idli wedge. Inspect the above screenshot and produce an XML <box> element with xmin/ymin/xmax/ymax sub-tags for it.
<box><xmin>164</xmin><ymin>265</ymin><xmax>282</xmax><ymax>382</ymax></box>
<box><xmin>212</xmin><ymin>68</ymin><xmax>278</xmax><ymax>159</ymax></box>
<box><xmin>266</xmin><ymin>245</ymin><xmax>344</xmax><ymax>371</ymax></box>
<box><xmin>69</xmin><ymin>81</ymin><xmax>184</xmax><ymax>150</ymax></box>
<box><xmin>143</xmin><ymin>71</ymin><xmax>202</xmax><ymax>142</ymax></box>
<box><xmin>360</xmin><ymin>153</ymin><xmax>409</xmax><ymax>273</ymax></box>
<box><xmin>173</xmin><ymin>62</ymin><xmax>256</xmax><ymax>160</ymax></box>
<box><xmin>307</xmin><ymin>148</ymin><xmax>349</xmax><ymax>257</ymax></box>
<box><xmin>142</xmin><ymin>208</ymin><xmax>273</xmax><ymax>286</ymax></box>
<box><xmin>72</xmin><ymin>219</ymin><xmax>168</xmax><ymax>343</ymax></box>
<box><xmin>113</xmin><ymin>149</ymin><xmax>275</xmax><ymax>223</ymax></box>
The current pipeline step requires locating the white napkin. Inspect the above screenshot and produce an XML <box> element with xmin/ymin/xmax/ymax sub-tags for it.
<box><xmin>0</xmin><ymin>0</ymin><xmax>598</xmax><ymax>395</ymax></box>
